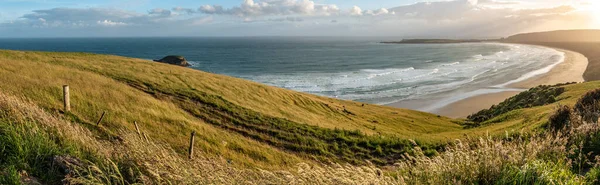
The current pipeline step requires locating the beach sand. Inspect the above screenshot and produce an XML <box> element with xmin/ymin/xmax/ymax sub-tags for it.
<box><xmin>435</xmin><ymin>48</ymin><xmax>588</xmax><ymax>118</ymax></box>
<box><xmin>390</xmin><ymin>47</ymin><xmax>589</xmax><ymax>118</ymax></box>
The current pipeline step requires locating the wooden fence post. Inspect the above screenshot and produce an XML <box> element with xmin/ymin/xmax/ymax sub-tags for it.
<box><xmin>134</xmin><ymin>121</ymin><xmax>141</xmax><ymax>138</ymax></box>
<box><xmin>143</xmin><ymin>132</ymin><xmax>149</xmax><ymax>143</ymax></box>
<box><xmin>189</xmin><ymin>131</ymin><xmax>195</xmax><ymax>159</ymax></box>
<box><xmin>63</xmin><ymin>85</ymin><xmax>70</xmax><ymax>112</ymax></box>
<box><xmin>96</xmin><ymin>111</ymin><xmax>106</xmax><ymax>126</ymax></box>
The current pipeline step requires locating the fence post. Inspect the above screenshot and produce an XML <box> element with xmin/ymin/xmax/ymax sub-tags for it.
<box><xmin>63</xmin><ymin>85</ymin><xmax>70</xmax><ymax>112</ymax></box>
<box><xmin>188</xmin><ymin>131</ymin><xmax>195</xmax><ymax>159</ymax></box>
<box><xmin>134</xmin><ymin>121</ymin><xmax>141</xmax><ymax>138</ymax></box>
<box><xmin>143</xmin><ymin>132</ymin><xmax>149</xmax><ymax>143</ymax></box>
<box><xmin>96</xmin><ymin>111</ymin><xmax>106</xmax><ymax>126</ymax></box>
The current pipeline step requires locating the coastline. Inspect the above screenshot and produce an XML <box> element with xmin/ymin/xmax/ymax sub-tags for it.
<box><xmin>434</xmin><ymin>47</ymin><xmax>588</xmax><ymax>118</ymax></box>
<box><xmin>389</xmin><ymin>45</ymin><xmax>589</xmax><ymax>118</ymax></box>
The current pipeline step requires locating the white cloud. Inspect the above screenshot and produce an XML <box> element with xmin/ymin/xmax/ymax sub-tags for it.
<box><xmin>198</xmin><ymin>0</ymin><xmax>340</xmax><ymax>17</ymax></box>
<box><xmin>199</xmin><ymin>5</ymin><xmax>224</xmax><ymax>14</ymax></box>
<box><xmin>0</xmin><ymin>0</ymin><xmax>596</xmax><ymax>37</ymax></box>
<box><xmin>97</xmin><ymin>20</ymin><xmax>126</xmax><ymax>26</ymax></box>
<box><xmin>349</xmin><ymin>6</ymin><xmax>362</xmax><ymax>16</ymax></box>
<box><xmin>365</xmin><ymin>8</ymin><xmax>392</xmax><ymax>16</ymax></box>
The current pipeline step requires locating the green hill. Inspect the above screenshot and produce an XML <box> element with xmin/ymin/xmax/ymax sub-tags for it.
<box><xmin>1</xmin><ymin>49</ymin><xmax>600</xmax><ymax>184</ymax></box>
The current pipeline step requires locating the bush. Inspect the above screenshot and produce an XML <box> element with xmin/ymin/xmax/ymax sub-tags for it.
<box><xmin>469</xmin><ymin>84</ymin><xmax>567</xmax><ymax>124</ymax></box>
<box><xmin>548</xmin><ymin>105</ymin><xmax>575</xmax><ymax>131</ymax></box>
<box><xmin>575</xmin><ymin>89</ymin><xmax>600</xmax><ymax>123</ymax></box>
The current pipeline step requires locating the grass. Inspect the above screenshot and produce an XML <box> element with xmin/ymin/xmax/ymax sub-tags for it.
<box><xmin>0</xmin><ymin>49</ymin><xmax>462</xmax><ymax>167</ymax></box>
<box><xmin>5</xmin><ymin>88</ymin><xmax>598</xmax><ymax>184</ymax></box>
<box><xmin>0</xmin><ymin>91</ymin><xmax>400</xmax><ymax>184</ymax></box>
<box><xmin>3</xmin><ymin>49</ymin><xmax>600</xmax><ymax>183</ymax></box>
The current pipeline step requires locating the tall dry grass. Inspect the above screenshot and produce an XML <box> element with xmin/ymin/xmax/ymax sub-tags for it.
<box><xmin>3</xmin><ymin>89</ymin><xmax>600</xmax><ymax>184</ymax></box>
<box><xmin>394</xmin><ymin>134</ymin><xmax>578</xmax><ymax>184</ymax></box>
<box><xmin>0</xmin><ymin>91</ymin><xmax>397</xmax><ymax>184</ymax></box>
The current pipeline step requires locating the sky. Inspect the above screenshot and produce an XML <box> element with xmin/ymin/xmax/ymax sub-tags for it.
<box><xmin>0</xmin><ymin>0</ymin><xmax>599</xmax><ymax>38</ymax></box>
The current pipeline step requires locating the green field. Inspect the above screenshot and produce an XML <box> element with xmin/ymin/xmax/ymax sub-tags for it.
<box><xmin>1</xmin><ymin>49</ymin><xmax>600</xmax><ymax>184</ymax></box>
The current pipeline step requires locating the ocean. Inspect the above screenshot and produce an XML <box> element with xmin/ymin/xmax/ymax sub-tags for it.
<box><xmin>0</xmin><ymin>37</ymin><xmax>564</xmax><ymax>111</ymax></box>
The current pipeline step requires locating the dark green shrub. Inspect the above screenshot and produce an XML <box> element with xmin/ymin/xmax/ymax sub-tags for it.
<box><xmin>548</xmin><ymin>105</ymin><xmax>575</xmax><ymax>131</ymax></box>
<box><xmin>468</xmin><ymin>84</ymin><xmax>567</xmax><ymax>124</ymax></box>
<box><xmin>575</xmin><ymin>89</ymin><xmax>600</xmax><ymax>123</ymax></box>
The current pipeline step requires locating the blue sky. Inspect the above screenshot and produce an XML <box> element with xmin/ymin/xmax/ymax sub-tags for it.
<box><xmin>0</xmin><ymin>0</ymin><xmax>417</xmax><ymax>21</ymax></box>
<box><xmin>0</xmin><ymin>0</ymin><xmax>597</xmax><ymax>37</ymax></box>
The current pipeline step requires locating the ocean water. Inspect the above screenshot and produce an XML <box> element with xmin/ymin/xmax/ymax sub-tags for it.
<box><xmin>0</xmin><ymin>37</ymin><xmax>563</xmax><ymax>111</ymax></box>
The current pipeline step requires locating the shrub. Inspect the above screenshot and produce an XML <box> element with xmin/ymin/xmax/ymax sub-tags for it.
<box><xmin>468</xmin><ymin>84</ymin><xmax>567</xmax><ymax>124</ymax></box>
<box><xmin>575</xmin><ymin>89</ymin><xmax>600</xmax><ymax>123</ymax></box>
<box><xmin>548</xmin><ymin>105</ymin><xmax>575</xmax><ymax>132</ymax></box>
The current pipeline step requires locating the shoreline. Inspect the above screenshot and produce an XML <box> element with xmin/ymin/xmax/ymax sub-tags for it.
<box><xmin>389</xmin><ymin>45</ymin><xmax>588</xmax><ymax>118</ymax></box>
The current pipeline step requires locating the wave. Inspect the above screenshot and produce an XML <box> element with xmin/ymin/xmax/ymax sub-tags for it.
<box><xmin>244</xmin><ymin>43</ymin><xmax>565</xmax><ymax>106</ymax></box>
<box><xmin>439</xmin><ymin>62</ymin><xmax>460</xmax><ymax>67</ymax></box>
<box><xmin>494</xmin><ymin>51</ymin><xmax>565</xmax><ymax>88</ymax></box>
<box><xmin>365</xmin><ymin>67</ymin><xmax>415</xmax><ymax>79</ymax></box>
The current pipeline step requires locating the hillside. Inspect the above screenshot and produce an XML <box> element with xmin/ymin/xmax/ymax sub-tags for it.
<box><xmin>2</xmin><ymin>49</ymin><xmax>600</xmax><ymax>183</ymax></box>
<box><xmin>505</xmin><ymin>29</ymin><xmax>600</xmax><ymax>43</ymax></box>
<box><xmin>0</xmin><ymin>49</ymin><xmax>464</xmax><ymax>167</ymax></box>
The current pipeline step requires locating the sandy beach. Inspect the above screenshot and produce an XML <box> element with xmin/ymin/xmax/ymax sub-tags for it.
<box><xmin>391</xmin><ymin>46</ymin><xmax>589</xmax><ymax>118</ymax></box>
<box><xmin>436</xmin><ymin>48</ymin><xmax>588</xmax><ymax>118</ymax></box>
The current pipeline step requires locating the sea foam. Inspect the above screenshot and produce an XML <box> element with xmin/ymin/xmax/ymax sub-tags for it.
<box><xmin>246</xmin><ymin>43</ymin><xmax>564</xmax><ymax>106</ymax></box>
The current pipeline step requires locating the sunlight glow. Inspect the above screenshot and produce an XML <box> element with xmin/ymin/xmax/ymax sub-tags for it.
<box><xmin>588</xmin><ymin>1</ymin><xmax>600</xmax><ymax>25</ymax></box>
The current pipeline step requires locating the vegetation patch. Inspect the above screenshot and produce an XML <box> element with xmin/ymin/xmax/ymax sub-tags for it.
<box><xmin>468</xmin><ymin>83</ymin><xmax>573</xmax><ymax>124</ymax></box>
<box><xmin>548</xmin><ymin>105</ymin><xmax>577</xmax><ymax>132</ymax></box>
<box><xmin>574</xmin><ymin>88</ymin><xmax>600</xmax><ymax>123</ymax></box>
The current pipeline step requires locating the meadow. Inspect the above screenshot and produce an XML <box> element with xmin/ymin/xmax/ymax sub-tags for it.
<box><xmin>1</xmin><ymin>49</ymin><xmax>600</xmax><ymax>184</ymax></box>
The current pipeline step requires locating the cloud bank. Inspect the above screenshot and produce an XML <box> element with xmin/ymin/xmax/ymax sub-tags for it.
<box><xmin>0</xmin><ymin>0</ymin><xmax>596</xmax><ymax>37</ymax></box>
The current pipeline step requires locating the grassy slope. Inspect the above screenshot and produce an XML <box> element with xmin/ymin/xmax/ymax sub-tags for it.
<box><xmin>0</xmin><ymin>49</ymin><xmax>597</xmax><ymax>168</ymax></box>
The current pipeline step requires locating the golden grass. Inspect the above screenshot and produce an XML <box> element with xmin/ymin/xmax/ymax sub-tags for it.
<box><xmin>0</xmin><ymin>50</ymin><xmax>459</xmax><ymax>140</ymax></box>
<box><xmin>0</xmin><ymin>91</ymin><xmax>399</xmax><ymax>184</ymax></box>
<box><xmin>0</xmin><ymin>50</ymin><xmax>305</xmax><ymax>169</ymax></box>
<box><xmin>1</xmin><ymin>49</ymin><xmax>599</xmax><ymax>169</ymax></box>
<box><xmin>2</xmin><ymin>90</ymin><xmax>595</xmax><ymax>184</ymax></box>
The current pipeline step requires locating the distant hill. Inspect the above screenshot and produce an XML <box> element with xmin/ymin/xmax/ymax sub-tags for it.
<box><xmin>505</xmin><ymin>29</ymin><xmax>600</xmax><ymax>42</ymax></box>
<box><xmin>504</xmin><ymin>29</ymin><xmax>600</xmax><ymax>81</ymax></box>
